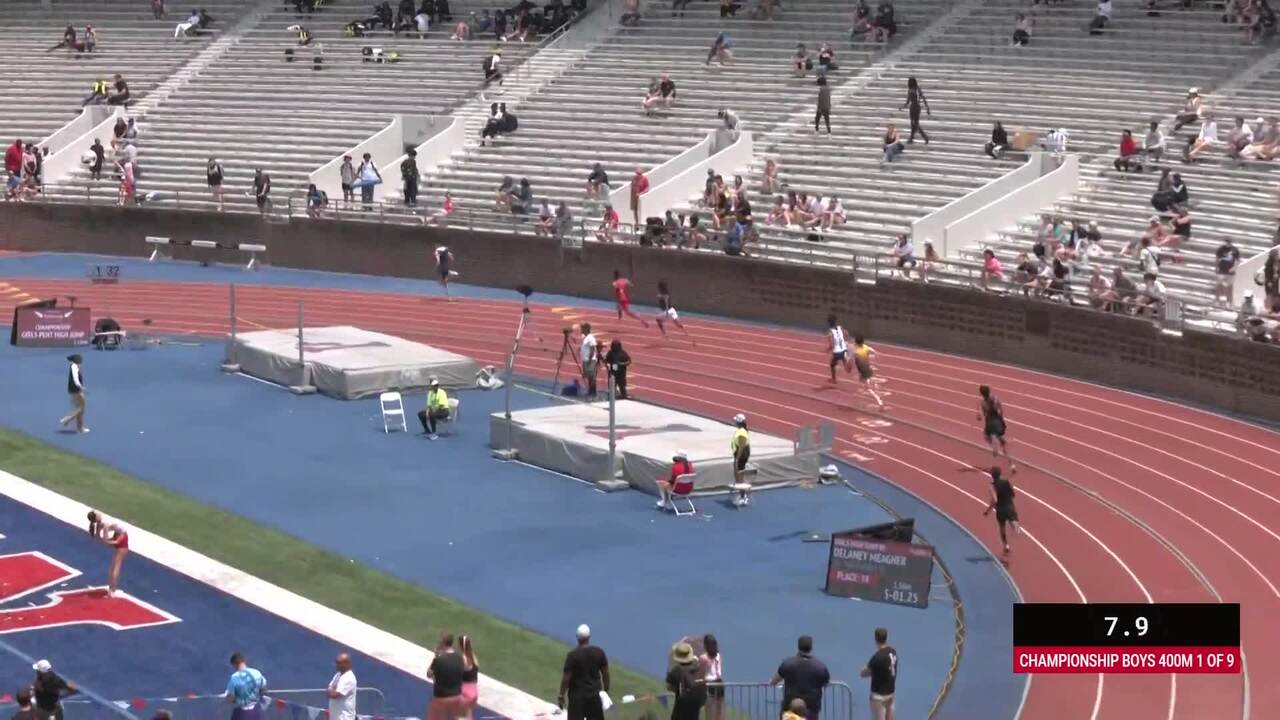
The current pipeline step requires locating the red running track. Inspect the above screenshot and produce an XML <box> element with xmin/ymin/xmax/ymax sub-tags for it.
<box><xmin>6</xmin><ymin>278</ymin><xmax>1274</xmax><ymax>720</ymax></box>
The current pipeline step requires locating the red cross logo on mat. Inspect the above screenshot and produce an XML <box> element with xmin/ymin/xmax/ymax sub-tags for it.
<box><xmin>584</xmin><ymin>423</ymin><xmax>701</xmax><ymax>440</ymax></box>
<box><xmin>0</xmin><ymin>552</ymin><xmax>180</xmax><ymax>635</ymax></box>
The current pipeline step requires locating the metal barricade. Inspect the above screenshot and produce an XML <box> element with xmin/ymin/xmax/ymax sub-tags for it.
<box><xmin>706</xmin><ymin>681</ymin><xmax>857</xmax><ymax>720</ymax></box>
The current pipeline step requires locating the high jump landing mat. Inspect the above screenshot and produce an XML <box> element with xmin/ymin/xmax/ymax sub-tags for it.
<box><xmin>490</xmin><ymin>399</ymin><xmax>818</xmax><ymax>493</ymax></box>
<box><xmin>231</xmin><ymin>326</ymin><xmax>478</xmax><ymax>399</ymax></box>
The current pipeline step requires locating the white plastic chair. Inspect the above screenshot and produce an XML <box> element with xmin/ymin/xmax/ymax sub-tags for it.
<box><xmin>380</xmin><ymin>392</ymin><xmax>407</xmax><ymax>433</ymax></box>
<box><xmin>438</xmin><ymin>397</ymin><xmax>460</xmax><ymax>435</ymax></box>
<box><xmin>671</xmin><ymin>472</ymin><xmax>697</xmax><ymax>516</ymax></box>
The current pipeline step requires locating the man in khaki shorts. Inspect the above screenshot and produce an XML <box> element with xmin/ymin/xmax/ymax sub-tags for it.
<box><xmin>860</xmin><ymin>627</ymin><xmax>897</xmax><ymax>720</ymax></box>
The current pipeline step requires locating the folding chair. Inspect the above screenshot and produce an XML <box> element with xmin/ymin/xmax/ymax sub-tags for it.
<box><xmin>670</xmin><ymin>472</ymin><xmax>697</xmax><ymax>516</ymax></box>
<box><xmin>437</xmin><ymin>397</ymin><xmax>460</xmax><ymax>436</ymax></box>
<box><xmin>380</xmin><ymin>392</ymin><xmax>407</xmax><ymax>433</ymax></box>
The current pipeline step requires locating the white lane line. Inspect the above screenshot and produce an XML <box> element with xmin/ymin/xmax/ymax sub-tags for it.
<box><xmin>0</xmin><ymin>470</ymin><xmax>557</xmax><ymax>720</ymax></box>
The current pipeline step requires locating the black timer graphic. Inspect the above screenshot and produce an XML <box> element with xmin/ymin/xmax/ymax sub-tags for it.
<box><xmin>1013</xmin><ymin>604</ymin><xmax>1240</xmax><ymax>647</ymax></box>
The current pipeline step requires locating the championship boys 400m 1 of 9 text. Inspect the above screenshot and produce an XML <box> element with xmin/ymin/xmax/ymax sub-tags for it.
<box><xmin>1012</xmin><ymin>603</ymin><xmax>1241</xmax><ymax>675</ymax></box>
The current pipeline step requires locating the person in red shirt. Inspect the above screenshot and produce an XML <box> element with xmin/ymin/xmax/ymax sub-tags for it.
<box><xmin>1114</xmin><ymin>129</ymin><xmax>1139</xmax><ymax>173</ymax></box>
<box><xmin>630</xmin><ymin>167</ymin><xmax>649</xmax><ymax>228</ymax></box>
<box><xmin>5</xmin><ymin>138</ymin><xmax>23</xmax><ymax>197</ymax></box>
<box><xmin>655</xmin><ymin>449</ymin><xmax>695</xmax><ymax>510</ymax></box>
<box><xmin>612</xmin><ymin>270</ymin><xmax>648</xmax><ymax>327</ymax></box>
<box><xmin>595</xmin><ymin>204</ymin><xmax>620</xmax><ymax>242</ymax></box>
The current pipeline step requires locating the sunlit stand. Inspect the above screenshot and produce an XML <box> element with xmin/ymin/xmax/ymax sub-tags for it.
<box><xmin>492</xmin><ymin>285</ymin><xmax>534</xmax><ymax>460</ymax></box>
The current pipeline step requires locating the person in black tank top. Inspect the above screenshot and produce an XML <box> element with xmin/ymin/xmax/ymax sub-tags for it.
<box><xmin>983</xmin><ymin>465</ymin><xmax>1020</xmax><ymax>555</ymax></box>
<box><xmin>977</xmin><ymin>385</ymin><xmax>1010</xmax><ymax>462</ymax></box>
<box><xmin>435</xmin><ymin>246</ymin><xmax>454</xmax><ymax>301</ymax></box>
<box><xmin>899</xmin><ymin>77</ymin><xmax>930</xmax><ymax>144</ymax></box>
<box><xmin>654</xmin><ymin>280</ymin><xmax>690</xmax><ymax>340</ymax></box>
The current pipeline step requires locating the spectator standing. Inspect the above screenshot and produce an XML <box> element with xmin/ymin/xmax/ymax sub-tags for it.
<box><xmin>481</xmin><ymin>48</ymin><xmax>503</xmax><ymax>100</ymax></box>
<box><xmin>1012</xmin><ymin>13</ymin><xmax>1032</xmax><ymax>45</ymax></box>
<box><xmin>860</xmin><ymin>628</ymin><xmax>897</xmax><ymax>720</ymax></box>
<box><xmin>253</xmin><ymin>168</ymin><xmax>271</xmax><ymax>217</ymax></box>
<box><xmin>699</xmin><ymin>635</ymin><xmax>724</xmax><ymax>720</ymax></box>
<box><xmin>207</xmin><ymin>157</ymin><xmax>224</xmax><ymax>211</ymax></box>
<box><xmin>587</xmin><ymin>163</ymin><xmax>610</xmax><ymax>198</ymax></box>
<box><xmin>666</xmin><ymin>643</ymin><xmax>707</xmax><ymax>720</ymax></box>
<box><xmin>427</xmin><ymin>634</ymin><xmax>467</xmax><ymax>720</ymax></box>
<box><xmin>900</xmin><ymin>77</ymin><xmax>930</xmax><ymax>144</ymax></box>
<box><xmin>630</xmin><ymin>167</ymin><xmax>649</xmax><ymax>228</ymax></box>
<box><xmin>340</xmin><ymin>155</ymin><xmax>356</xmax><ymax>207</ymax></box>
<box><xmin>1215</xmin><ymin>238</ymin><xmax>1240</xmax><ymax>305</ymax></box>
<box><xmin>32</xmin><ymin>660</ymin><xmax>77</xmax><ymax>720</ymax></box>
<box><xmin>604</xmin><ymin>339</ymin><xmax>631</xmax><ymax>399</ymax></box>
<box><xmin>401</xmin><ymin>149</ymin><xmax>420</xmax><ymax>207</ymax></box>
<box><xmin>560</xmin><ymin>624</ymin><xmax>610</xmax><ymax>720</ymax></box>
<box><xmin>58</xmin><ymin>354</ymin><xmax>88</xmax><ymax>434</ymax></box>
<box><xmin>326</xmin><ymin>654</ymin><xmax>358</xmax><ymax>720</ymax></box>
<box><xmin>224</xmin><ymin>654</ymin><xmax>267</xmax><ymax>720</ymax></box>
<box><xmin>460</xmin><ymin>636</ymin><xmax>480</xmax><ymax>720</ymax></box>
<box><xmin>772</xmin><ymin>636</ymin><xmax>830</xmax><ymax>720</ymax></box>
<box><xmin>356</xmin><ymin>153</ymin><xmax>382</xmax><ymax>210</ymax></box>
<box><xmin>11</xmin><ymin>688</ymin><xmax>36</xmax><ymax>720</ymax></box>
<box><xmin>814</xmin><ymin>77</ymin><xmax>832</xmax><ymax>134</ymax></box>
<box><xmin>107</xmin><ymin>75</ymin><xmax>130</xmax><ymax>105</ymax></box>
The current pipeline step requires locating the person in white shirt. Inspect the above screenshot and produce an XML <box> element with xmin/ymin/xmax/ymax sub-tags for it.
<box><xmin>326</xmin><ymin>654</ymin><xmax>358</xmax><ymax>720</ymax></box>
<box><xmin>1142</xmin><ymin>121</ymin><xmax>1166</xmax><ymax>164</ymax></box>
<box><xmin>579</xmin><ymin>323</ymin><xmax>600</xmax><ymax>399</ymax></box>
<box><xmin>175</xmin><ymin>10</ymin><xmax>200</xmax><ymax>38</ymax></box>
<box><xmin>1186</xmin><ymin>114</ymin><xmax>1218</xmax><ymax>161</ymax></box>
<box><xmin>1089</xmin><ymin>0</ymin><xmax>1111</xmax><ymax>33</ymax></box>
<box><xmin>1226</xmin><ymin>115</ymin><xmax>1255</xmax><ymax>160</ymax></box>
<box><xmin>413</xmin><ymin>11</ymin><xmax>430</xmax><ymax>37</ymax></box>
<box><xmin>1042</xmin><ymin>128</ymin><xmax>1069</xmax><ymax>154</ymax></box>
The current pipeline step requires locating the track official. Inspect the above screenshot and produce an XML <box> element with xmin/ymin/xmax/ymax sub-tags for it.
<box><xmin>59</xmin><ymin>354</ymin><xmax>88</xmax><ymax>433</ymax></box>
<box><xmin>418</xmin><ymin>377</ymin><xmax>451</xmax><ymax>439</ymax></box>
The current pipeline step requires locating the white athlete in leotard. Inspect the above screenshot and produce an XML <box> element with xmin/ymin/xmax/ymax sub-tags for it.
<box><xmin>831</xmin><ymin>326</ymin><xmax>848</xmax><ymax>355</ymax></box>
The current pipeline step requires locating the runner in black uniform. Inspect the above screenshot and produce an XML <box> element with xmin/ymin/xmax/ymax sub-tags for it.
<box><xmin>977</xmin><ymin>385</ymin><xmax>1010</xmax><ymax>462</ymax></box>
<box><xmin>654</xmin><ymin>281</ymin><xmax>690</xmax><ymax>340</ymax></box>
<box><xmin>982</xmin><ymin>465</ymin><xmax>1020</xmax><ymax>556</ymax></box>
<box><xmin>435</xmin><ymin>245</ymin><xmax>455</xmax><ymax>301</ymax></box>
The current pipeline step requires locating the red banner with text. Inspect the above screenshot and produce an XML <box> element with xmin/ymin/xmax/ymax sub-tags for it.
<box><xmin>12</xmin><ymin>306</ymin><xmax>91</xmax><ymax>347</ymax></box>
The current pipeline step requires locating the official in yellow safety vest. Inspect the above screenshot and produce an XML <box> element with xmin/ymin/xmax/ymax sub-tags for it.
<box><xmin>418</xmin><ymin>377</ymin><xmax>451</xmax><ymax>439</ymax></box>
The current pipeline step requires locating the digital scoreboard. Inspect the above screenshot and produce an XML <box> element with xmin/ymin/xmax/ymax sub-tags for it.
<box><xmin>1013</xmin><ymin>603</ymin><xmax>1241</xmax><ymax>674</ymax></box>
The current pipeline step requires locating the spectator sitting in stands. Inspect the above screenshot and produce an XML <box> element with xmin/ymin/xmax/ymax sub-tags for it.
<box><xmin>1089</xmin><ymin>266</ymin><xmax>1116</xmax><ymax>310</ymax></box>
<box><xmin>712</xmin><ymin>187</ymin><xmax>734</xmax><ymax>229</ymax></box>
<box><xmin>1111</xmin><ymin>266</ymin><xmax>1138</xmax><ymax>312</ymax></box>
<box><xmin>766</xmin><ymin>195</ymin><xmax>790</xmax><ymax>226</ymax></box>
<box><xmin>107</xmin><ymin>75</ymin><xmax>131</xmax><ymax>106</ymax></box>
<box><xmin>1046</xmin><ymin>255</ymin><xmax>1076</xmax><ymax>304</ymax></box>
<box><xmin>175</xmin><ymin>9</ymin><xmax>202</xmax><ymax>38</ymax></box>
<box><xmin>1041</xmin><ymin>127</ymin><xmax>1069</xmax><ymax>154</ymax></box>
<box><xmin>596</xmin><ymin>204</ymin><xmax>620</xmax><ymax>242</ymax></box>
<box><xmin>494</xmin><ymin>176</ymin><xmax>515</xmax><ymax>211</ymax></box>
<box><xmin>1184</xmin><ymin>113</ymin><xmax>1219</xmax><ymax>161</ymax></box>
<box><xmin>306</xmin><ymin>183</ymin><xmax>326</xmax><ymax>217</ymax></box>
<box><xmin>554</xmin><ymin>200</ymin><xmax>573</xmax><ymax>238</ymax></box>
<box><xmin>1114</xmin><ymin>129</ymin><xmax>1140</xmax><ymax>172</ymax></box>
<box><xmin>718</xmin><ymin>107</ymin><xmax>741</xmax><ymax>139</ymax></box>
<box><xmin>396</xmin><ymin>0</ymin><xmax>416</xmax><ymax>27</ymax></box>
<box><xmin>49</xmin><ymin>24</ymin><xmax>76</xmax><ymax>52</ymax></box>
<box><xmin>792</xmin><ymin>44</ymin><xmax>813</xmax><ymax>76</ymax></box>
<box><xmin>1172</xmin><ymin>88</ymin><xmax>1204</xmax><ymax>132</ymax></box>
<box><xmin>706</xmin><ymin>32</ymin><xmax>733</xmax><ymax>65</ymax></box>
<box><xmin>1226</xmin><ymin>115</ymin><xmax>1255</xmax><ymax>161</ymax></box>
<box><xmin>1012</xmin><ymin>13</ymin><xmax>1033</xmax><ymax>45</ymax></box>
<box><xmin>874</xmin><ymin>0</ymin><xmax>897</xmax><ymax>36</ymax></box>
<box><xmin>1241</xmin><ymin>116</ymin><xmax>1280</xmax><ymax>159</ymax></box>
<box><xmin>83</xmin><ymin>79</ymin><xmax>110</xmax><ymax>106</ymax></box>
<box><xmin>620</xmin><ymin>0</ymin><xmax>641</xmax><ymax>25</ymax></box>
<box><xmin>850</xmin><ymin>0</ymin><xmax>873</xmax><ymax>38</ymax></box>
<box><xmin>648</xmin><ymin>74</ymin><xmax>677</xmax><ymax>115</ymax></box>
<box><xmin>1088</xmin><ymin>0</ymin><xmax>1112</xmax><ymax>34</ymax></box>
<box><xmin>684</xmin><ymin>215</ymin><xmax>706</xmax><ymax>248</ymax></box>
<box><xmin>505</xmin><ymin>9</ymin><xmax>532</xmax><ymax>41</ymax></box>
<box><xmin>510</xmin><ymin>178</ymin><xmax>533</xmax><ymax>214</ymax></box>
<box><xmin>1142</xmin><ymin>121</ymin><xmax>1166</xmax><ymax>165</ymax></box>
<box><xmin>587</xmin><ymin>163</ymin><xmax>610</xmax><ymax>198</ymax></box>
<box><xmin>371</xmin><ymin>1</ymin><xmax>394</xmax><ymax>29</ymax></box>
<box><xmin>750</xmin><ymin>0</ymin><xmax>776</xmax><ymax>19</ymax></box>
<box><xmin>882</xmin><ymin>123</ymin><xmax>905</xmax><ymax>163</ymax></box>
<box><xmin>817</xmin><ymin>197</ymin><xmax>845</xmax><ymax>230</ymax></box>
<box><xmin>413</xmin><ymin>8</ymin><xmax>431</xmax><ymax>36</ymax></box>
<box><xmin>1011</xmin><ymin>252</ymin><xmax>1039</xmax><ymax>295</ymax></box>
<box><xmin>703</xmin><ymin>172</ymin><xmax>724</xmax><ymax>210</ymax></box>
<box><xmin>429</xmin><ymin>190</ymin><xmax>455</xmax><ymax>225</ymax></box>
<box><xmin>981</xmin><ymin>248</ymin><xmax>1005</xmax><ymax>290</ymax></box>
<box><xmin>480</xmin><ymin>103</ymin><xmax>502</xmax><ymax>146</ymax></box>
<box><xmin>534</xmin><ymin>199</ymin><xmax>556</xmax><ymax>236</ymax></box>
<box><xmin>663</xmin><ymin>210</ymin><xmax>682</xmax><ymax>245</ymax></box>
<box><xmin>762</xmin><ymin>159</ymin><xmax>781</xmax><ymax>194</ymax></box>
<box><xmin>1136</xmin><ymin>273</ymin><xmax>1167</xmax><ymax>318</ymax></box>
<box><xmin>816</xmin><ymin>43</ymin><xmax>837</xmax><ymax>74</ymax></box>
<box><xmin>78</xmin><ymin>25</ymin><xmax>97</xmax><ymax>52</ymax></box>
<box><xmin>892</xmin><ymin>233</ymin><xmax>915</xmax><ymax>276</ymax></box>
<box><xmin>985</xmin><ymin>121</ymin><xmax>1009</xmax><ymax>158</ymax></box>
<box><xmin>723</xmin><ymin>214</ymin><xmax>753</xmax><ymax>256</ymax></box>
<box><xmin>720</xmin><ymin>0</ymin><xmax>741</xmax><ymax>18</ymax></box>
<box><xmin>450</xmin><ymin>13</ymin><xmax>473</xmax><ymax>39</ymax></box>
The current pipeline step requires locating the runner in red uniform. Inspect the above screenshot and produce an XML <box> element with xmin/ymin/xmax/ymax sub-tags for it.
<box><xmin>88</xmin><ymin>510</ymin><xmax>129</xmax><ymax>597</ymax></box>
<box><xmin>612</xmin><ymin>270</ymin><xmax>648</xmax><ymax>327</ymax></box>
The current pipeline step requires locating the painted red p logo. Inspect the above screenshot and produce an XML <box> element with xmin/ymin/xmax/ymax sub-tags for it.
<box><xmin>0</xmin><ymin>552</ymin><xmax>180</xmax><ymax>634</ymax></box>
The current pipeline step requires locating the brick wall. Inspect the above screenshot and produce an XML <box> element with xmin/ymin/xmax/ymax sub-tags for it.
<box><xmin>3</xmin><ymin>204</ymin><xmax>1277</xmax><ymax>421</ymax></box>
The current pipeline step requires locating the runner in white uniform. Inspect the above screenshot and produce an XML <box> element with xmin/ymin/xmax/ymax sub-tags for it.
<box><xmin>827</xmin><ymin>314</ymin><xmax>853</xmax><ymax>382</ymax></box>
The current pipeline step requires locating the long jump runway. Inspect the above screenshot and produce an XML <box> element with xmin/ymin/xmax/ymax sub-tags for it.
<box><xmin>2</xmin><ymin>277</ymin><xmax>1275</xmax><ymax>720</ymax></box>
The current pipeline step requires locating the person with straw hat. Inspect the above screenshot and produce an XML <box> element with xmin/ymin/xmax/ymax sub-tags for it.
<box><xmin>665</xmin><ymin>642</ymin><xmax>707</xmax><ymax>720</ymax></box>
<box><xmin>59</xmin><ymin>354</ymin><xmax>88</xmax><ymax>433</ymax></box>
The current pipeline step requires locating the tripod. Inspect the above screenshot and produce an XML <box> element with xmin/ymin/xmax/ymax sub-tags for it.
<box><xmin>551</xmin><ymin>327</ymin><xmax>578</xmax><ymax>395</ymax></box>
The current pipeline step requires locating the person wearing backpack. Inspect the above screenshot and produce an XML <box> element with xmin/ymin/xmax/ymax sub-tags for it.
<box><xmin>666</xmin><ymin>643</ymin><xmax>706</xmax><ymax>720</ymax></box>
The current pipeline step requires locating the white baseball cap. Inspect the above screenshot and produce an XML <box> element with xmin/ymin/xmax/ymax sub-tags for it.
<box><xmin>33</xmin><ymin>659</ymin><xmax>52</xmax><ymax>672</ymax></box>
<box><xmin>576</xmin><ymin>624</ymin><xmax>591</xmax><ymax>639</ymax></box>
<box><xmin>733</xmin><ymin>413</ymin><xmax>746</xmax><ymax>424</ymax></box>
<box><xmin>674</xmin><ymin>449</ymin><xmax>688</xmax><ymax>460</ymax></box>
